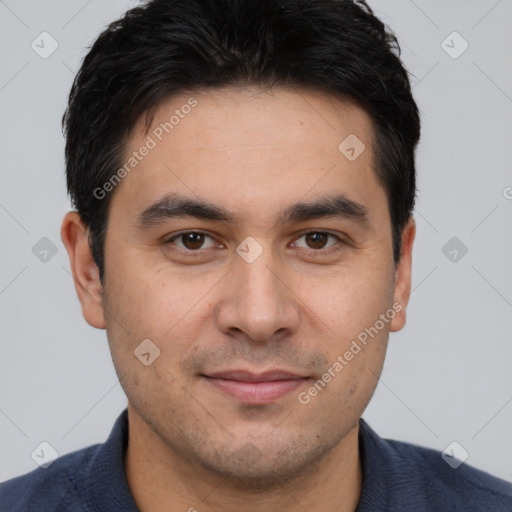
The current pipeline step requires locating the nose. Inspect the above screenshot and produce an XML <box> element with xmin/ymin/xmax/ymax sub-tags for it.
<box><xmin>215</xmin><ymin>249</ymin><xmax>300</xmax><ymax>343</ymax></box>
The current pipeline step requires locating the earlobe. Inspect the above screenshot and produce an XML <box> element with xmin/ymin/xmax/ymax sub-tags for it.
<box><xmin>390</xmin><ymin>217</ymin><xmax>416</xmax><ymax>333</ymax></box>
<box><xmin>61</xmin><ymin>211</ymin><xmax>106</xmax><ymax>329</ymax></box>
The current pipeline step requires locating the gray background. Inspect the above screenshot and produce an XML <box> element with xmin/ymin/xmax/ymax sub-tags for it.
<box><xmin>1</xmin><ymin>0</ymin><xmax>511</xmax><ymax>482</ymax></box>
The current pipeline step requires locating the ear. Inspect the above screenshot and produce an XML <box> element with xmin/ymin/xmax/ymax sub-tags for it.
<box><xmin>61</xmin><ymin>211</ymin><xmax>106</xmax><ymax>329</ymax></box>
<box><xmin>390</xmin><ymin>217</ymin><xmax>415</xmax><ymax>333</ymax></box>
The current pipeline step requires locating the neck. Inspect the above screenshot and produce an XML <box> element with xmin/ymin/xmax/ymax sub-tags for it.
<box><xmin>125</xmin><ymin>406</ymin><xmax>363</xmax><ymax>512</ymax></box>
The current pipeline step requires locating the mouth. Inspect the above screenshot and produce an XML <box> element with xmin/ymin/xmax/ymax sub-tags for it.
<box><xmin>202</xmin><ymin>369</ymin><xmax>309</xmax><ymax>405</ymax></box>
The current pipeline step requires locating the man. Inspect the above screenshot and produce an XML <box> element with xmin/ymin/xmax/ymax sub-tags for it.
<box><xmin>1</xmin><ymin>0</ymin><xmax>510</xmax><ymax>510</ymax></box>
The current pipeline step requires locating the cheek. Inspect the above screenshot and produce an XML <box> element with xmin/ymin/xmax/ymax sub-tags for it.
<box><xmin>102</xmin><ymin>270</ymin><xmax>208</xmax><ymax>405</ymax></box>
<box><xmin>322</xmin><ymin>265</ymin><xmax>392</xmax><ymax>398</ymax></box>
<box><xmin>103</xmin><ymin>256</ymin><xmax>219</xmax><ymax>364</ymax></box>
<box><xmin>298</xmin><ymin>259</ymin><xmax>395</xmax><ymax>338</ymax></box>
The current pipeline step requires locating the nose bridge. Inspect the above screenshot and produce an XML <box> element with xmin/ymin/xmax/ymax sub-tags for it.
<box><xmin>217</xmin><ymin>242</ymin><xmax>299</xmax><ymax>341</ymax></box>
<box><xmin>240</xmin><ymin>254</ymin><xmax>280</xmax><ymax>312</ymax></box>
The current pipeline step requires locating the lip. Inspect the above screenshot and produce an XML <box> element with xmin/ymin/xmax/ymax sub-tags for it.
<box><xmin>203</xmin><ymin>369</ymin><xmax>309</xmax><ymax>405</ymax></box>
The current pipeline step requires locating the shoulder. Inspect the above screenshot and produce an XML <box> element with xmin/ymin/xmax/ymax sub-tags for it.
<box><xmin>0</xmin><ymin>444</ymin><xmax>101</xmax><ymax>512</ymax></box>
<box><xmin>391</xmin><ymin>438</ymin><xmax>511</xmax><ymax>508</ymax></box>
<box><xmin>358</xmin><ymin>420</ymin><xmax>512</xmax><ymax>511</ymax></box>
<box><xmin>0</xmin><ymin>409</ymin><xmax>135</xmax><ymax>512</ymax></box>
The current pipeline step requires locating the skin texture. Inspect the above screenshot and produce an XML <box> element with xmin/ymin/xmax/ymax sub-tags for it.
<box><xmin>61</xmin><ymin>85</ymin><xmax>415</xmax><ymax>512</ymax></box>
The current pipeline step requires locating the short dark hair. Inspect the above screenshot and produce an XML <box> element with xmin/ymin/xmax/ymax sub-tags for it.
<box><xmin>63</xmin><ymin>0</ymin><xmax>420</xmax><ymax>282</ymax></box>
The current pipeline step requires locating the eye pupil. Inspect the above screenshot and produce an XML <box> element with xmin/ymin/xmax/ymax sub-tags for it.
<box><xmin>182</xmin><ymin>232</ymin><xmax>204</xmax><ymax>250</ymax></box>
<box><xmin>306</xmin><ymin>232</ymin><xmax>328</xmax><ymax>249</ymax></box>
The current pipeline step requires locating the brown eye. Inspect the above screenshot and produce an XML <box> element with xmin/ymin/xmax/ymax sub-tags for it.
<box><xmin>169</xmin><ymin>232</ymin><xmax>216</xmax><ymax>251</ymax></box>
<box><xmin>305</xmin><ymin>232</ymin><xmax>329</xmax><ymax>249</ymax></box>
<box><xmin>181</xmin><ymin>232</ymin><xmax>205</xmax><ymax>250</ymax></box>
<box><xmin>293</xmin><ymin>231</ymin><xmax>341</xmax><ymax>251</ymax></box>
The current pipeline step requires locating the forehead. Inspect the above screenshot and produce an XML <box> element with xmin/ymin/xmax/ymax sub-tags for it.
<box><xmin>109</xmin><ymin>85</ymin><xmax>385</xmax><ymax>223</ymax></box>
<box><xmin>144</xmin><ymin>85</ymin><xmax>374</xmax><ymax>153</ymax></box>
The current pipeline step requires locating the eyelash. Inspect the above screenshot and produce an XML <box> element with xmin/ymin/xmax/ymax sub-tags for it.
<box><xmin>164</xmin><ymin>230</ymin><xmax>346</xmax><ymax>255</ymax></box>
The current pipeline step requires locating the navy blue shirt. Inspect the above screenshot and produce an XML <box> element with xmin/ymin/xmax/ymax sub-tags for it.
<box><xmin>1</xmin><ymin>409</ymin><xmax>511</xmax><ymax>511</ymax></box>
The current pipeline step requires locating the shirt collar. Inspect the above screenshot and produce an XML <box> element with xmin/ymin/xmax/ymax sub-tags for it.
<box><xmin>82</xmin><ymin>409</ymin><xmax>139</xmax><ymax>511</ymax></box>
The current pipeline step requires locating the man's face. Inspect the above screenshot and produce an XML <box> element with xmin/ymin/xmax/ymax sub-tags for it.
<box><xmin>85</xmin><ymin>86</ymin><xmax>412</xmax><ymax>483</ymax></box>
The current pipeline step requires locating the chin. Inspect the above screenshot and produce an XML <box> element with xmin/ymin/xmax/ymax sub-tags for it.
<box><xmin>188</xmin><ymin>433</ymin><xmax>332</xmax><ymax>490</ymax></box>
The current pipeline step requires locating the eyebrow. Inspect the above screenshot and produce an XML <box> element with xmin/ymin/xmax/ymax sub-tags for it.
<box><xmin>135</xmin><ymin>193</ymin><xmax>370</xmax><ymax>229</ymax></box>
<box><xmin>136</xmin><ymin>195</ymin><xmax>231</xmax><ymax>228</ymax></box>
<box><xmin>280</xmin><ymin>195</ymin><xmax>369</xmax><ymax>226</ymax></box>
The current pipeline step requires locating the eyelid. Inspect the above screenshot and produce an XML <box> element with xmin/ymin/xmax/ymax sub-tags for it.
<box><xmin>163</xmin><ymin>229</ymin><xmax>347</xmax><ymax>254</ymax></box>
<box><xmin>165</xmin><ymin>230</ymin><xmax>220</xmax><ymax>251</ymax></box>
<box><xmin>290</xmin><ymin>231</ymin><xmax>345</xmax><ymax>251</ymax></box>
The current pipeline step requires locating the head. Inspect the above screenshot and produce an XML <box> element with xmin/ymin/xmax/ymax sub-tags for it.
<box><xmin>61</xmin><ymin>0</ymin><xmax>419</xmax><ymax>486</ymax></box>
